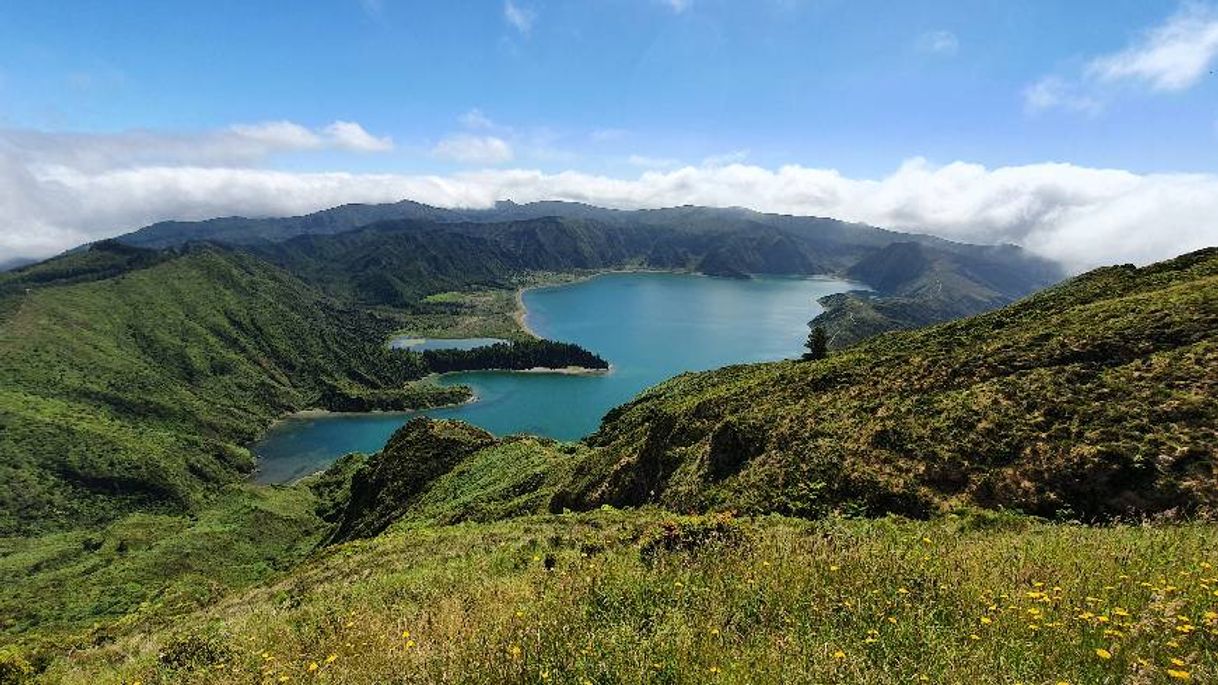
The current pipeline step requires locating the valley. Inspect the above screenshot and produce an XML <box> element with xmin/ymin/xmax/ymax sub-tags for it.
<box><xmin>6</xmin><ymin>6</ymin><xmax>1215</xmax><ymax>683</ymax></box>
<box><xmin>253</xmin><ymin>271</ymin><xmax>860</xmax><ymax>482</ymax></box>
<box><xmin>0</xmin><ymin>203</ymin><xmax>1212</xmax><ymax>684</ymax></box>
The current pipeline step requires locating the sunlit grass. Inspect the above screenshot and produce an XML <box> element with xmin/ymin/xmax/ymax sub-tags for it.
<box><xmin>44</xmin><ymin>510</ymin><xmax>1218</xmax><ymax>684</ymax></box>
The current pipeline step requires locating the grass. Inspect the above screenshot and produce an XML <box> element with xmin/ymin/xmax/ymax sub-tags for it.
<box><xmin>0</xmin><ymin>485</ymin><xmax>323</xmax><ymax>659</ymax></box>
<box><xmin>34</xmin><ymin>510</ymin><xmax>1218</xmax><ymax>684</ymax></box>
<box><xmin>393</xmin><ymin>288</ymin><xmax>529</xmax><ymax>341</ymax></box>
<box><xmin>388</xmin><ymin>271</ymin><xmax>602</xmax><ymax>342</ymax></box>
<box><xmin>0</xmin><ymin>246</ymin><xmax>428</xmax><ymax>535</ymax></box>
<box><xmin>561</xmin><ymin>248</ymin><xmax>1218</xmax><ymax>521</ymax></box>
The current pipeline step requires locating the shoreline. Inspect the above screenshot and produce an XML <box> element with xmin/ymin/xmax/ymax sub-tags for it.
<box><xmin>434</xmin><ymin>364</ymin><xmax>613</xmax><ymax>378</ymax></box>
<box><xmin>257</xmin><ymin>391</ymin><xmax>480</xmax><ymax>427</ymax></box>
<box><xmin>512</xmin><ymin>266</ymin><xmax>691</xmax><ymax>338</ymax></box>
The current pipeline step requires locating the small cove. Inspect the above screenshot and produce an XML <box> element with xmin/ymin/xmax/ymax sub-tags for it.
<box><xmin>252</xmin><ymin>272</ymin><xmax>860</xmax><ymax>483</ymax></box>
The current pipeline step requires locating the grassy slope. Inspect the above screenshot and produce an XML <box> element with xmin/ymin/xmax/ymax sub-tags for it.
<box><xmin>6</xmin><ymin>250</ymin><xmax>1217</xmax><ymax>683</ymax></box>
<box><xmin>0</xmin><ymin>485</ymin><xmax>323</xmax><ymax>657</ymax></box>
<box><xmin>0</xmin><ymin>246</ymin><xmax>429</xmax><ymax>535</ymax></box>
<box><xmin>554</xmin><ymin>249</ymin><xmax>1218</xmax><ymax>520</ymax></box>
<box><xmin>41</xmin><ymin>511</ymin><xmax>1218</xmax><ymax>684</ymax></box>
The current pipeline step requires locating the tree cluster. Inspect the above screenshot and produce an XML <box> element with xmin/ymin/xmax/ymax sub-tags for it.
<box><xmin>420</xmin><ymin>339</ymin><xmax>609</xmax><ymax>373</ymax></box>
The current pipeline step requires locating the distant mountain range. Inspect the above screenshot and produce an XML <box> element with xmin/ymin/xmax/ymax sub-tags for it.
<box><xmin>110</xmin><ymin>200</ymin><xmax>1065</xmax><ymax>344</ymax></box>
<box><xmin>0</xmin><ymin>200</ymin><xmax>1064</xmax><ymax>534</ymax></box>
<box><xmin>0</xmin><ymin>257</ymin><xmax>36</xmax><ymax>273</ymax></box>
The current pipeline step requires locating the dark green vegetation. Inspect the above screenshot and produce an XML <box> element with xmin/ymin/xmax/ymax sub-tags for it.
<box><xmin>802</xmin><ymin>325</ymin><xmax>827</xmax><ymax>361</ymax></box>
<box><xmin>422</xmin><ymin>339</ymin><xmax>609</xmax><ymax>373</ymax></box>
<box><xmin>812</xmin><ymin>240</ymin><xmax>1050</xmax><ymax>347</ymax></box>
<box><xmin>0</xmin><ymin>202</ymin><xmax>1060</xmax><ymax>535</ymax></box>
<box><xmin>113</xmin><ymin>200</ymin><xmax>1063</xmax><ymax>339</ymax></box>
<box><xmin>1</xmin><ymin>247</ymin><xmax>1214</xmax><ymax>683</ymax></box>
<box><xmin>0</xmin><ymin>241</ymin><xmax>608</xmax><ymax>536</ymax></box>
<box><xmin>332</xmin><ymin>249</ymin><xmax>1216</xmax><ymax>532</ymax></box>
<box><xmin>0</xmin><ymin>243</ymin><xmax>432</xmax><ymax>535</ymax></box>
<box><xmin>0</xmin><ymin>484</ymin><xmax>323</xmax><ymax>662</ymax></box>
<box><xmin>330</xmin><ymin>418</ymin><xmax>498</xmax><ymax>542</ymax></box>
<box><xmin>558</xmin><ymin>248</ymin><xmax>1218</xmax><ymax>520</ymax></box>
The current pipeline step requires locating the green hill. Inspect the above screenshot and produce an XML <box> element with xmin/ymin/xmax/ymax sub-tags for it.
<box><xmin>556</xmin><ymin>248</ymin><xmax>1218</xmax><ymax>520</ymax></box>
<box><xmin>331</xmin><ymin>249</ymin><xmax>1216</xmax><ymax>532</ymax></box>
<box><xmin>4</xmin><ymin>249</ymin><xmax>1215</xmax><ymax>683</ymax></box>
<box><xmin>0</xmin><ymin>244</ymin><xmax>438</xmax><ymax>535</ymax></box>
<box><xmin>111</xmin><ymin>201</ymin><xmax>1063</xmax><ymax>343</ymax></box>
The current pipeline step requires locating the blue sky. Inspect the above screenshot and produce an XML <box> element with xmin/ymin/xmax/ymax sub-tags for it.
<box><xmin>1</xmin><ymin>0</ymin><xmax>1213</xmax><ymax>175</ymax></box>
<box><xmin>1</xmin><ymin>1</ymin><xmax>1217</xmax><ymax>266</ymax></box>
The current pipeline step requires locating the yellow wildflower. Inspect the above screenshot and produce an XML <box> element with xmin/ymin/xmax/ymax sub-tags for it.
<box><xmin>307</xmin><ymin>662</ymin><xmax>318</xmax><ymax>672</ymax></box>
<box><xmin>833</xmin><ymin>650</ymin><xmax>846</xmax><ymax>659</ymax></box>
<box><xmin>1166</xmin><ymin>670</ymin><xmax>1191</xmax><ymax>681</ymax></box>
<box><xmin>1095</xmin><ymin>648</ymin><xmax>1112</xmax><ymax>660</ymax></box>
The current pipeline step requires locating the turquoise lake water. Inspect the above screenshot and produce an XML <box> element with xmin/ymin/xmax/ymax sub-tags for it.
<box><xmin>252</xmin><ymin>272</ymin><xmax>858</xmax><ymax>483</ymax></box>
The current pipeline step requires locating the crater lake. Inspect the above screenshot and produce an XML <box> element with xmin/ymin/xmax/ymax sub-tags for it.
<box><xmin>252</xmin><ymin>272</ymin><xmax>859</xmax><ymax>482</ymax></box>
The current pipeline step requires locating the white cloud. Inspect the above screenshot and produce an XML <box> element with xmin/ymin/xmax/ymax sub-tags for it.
<box><xmin>431</xmin><ymin>134</ymin><xmax>514</xmax><ymax>164</ymax></box>
<box><xmin>324</xmin><ymin>121</ymin><xmax>394</xmax><ymax>152</ymax></box>
<box><xmin>459</xmin><ymin>108</ymin><xmax>496</xmax><ymax>130</ymax></box>
<box><xmin>0</xmin><ymin>120</ymin><xmax>393</xmax><ymax>174</ymax></box>
<box><xmin>1027</xmin><ymin>3</ymin><xmax>1218</xmax><ymax>112</ymax></box>
<box><xmin>1023</xmin><ymin>76</ymin><xmax>1103</xmax><ymax>115</ymax></box>
<box><xmin>1086</xmin><ymin>2</ymin><xmax>1218</xmax><ymax>91</ymax></box>
<box><xmin>917</xmin><ymin>30</ymin><xmax>959</xmax><ymax>56</ymax></box>
<box><xmin>504</xmin><ymin>0</ymin><xmax>535</xmax><ymax>33</ymax></box>
<box><xmin>661</xmin><ymin>0</ymin><xmax>692</xmax><ymax>13</ymax></box>
<box><xmin>229</xmin><ymin>121</ymin><xmax>323</xmax><ymax>150</ymax></box>
<box><xmin>4</xmin><ymin>129</ymin><xmax>1217</xmax><ymax>271</ymax></box>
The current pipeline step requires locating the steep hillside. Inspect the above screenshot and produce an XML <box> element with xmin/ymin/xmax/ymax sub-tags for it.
<box><xmin>813</xmin><ymin>241</ymin><xmax>1039</xmax><ymax>348</ymax></box>
<box><xmin>243</xmin><ymin>214</ymin><xmax>1060</xmax><ymax>323</ymax></box>
<box><xmin>0</xmin><ymin>244</ymin><xmax>436</xmax><ymax>535</ymax></box>
<box><xmin>297</xmin><ymin>249</ymin><xmax>1216</xmax><ymax>541</ymax></box>
<box><xmin>110</xmin><ymin>201</ymin><xmax>1064</xmax><ymax>342</ymax></box>
<box><xmin>553</xmin><ymin>248</ymin><xmax>1217</xmax><ymax>520</ymax></box>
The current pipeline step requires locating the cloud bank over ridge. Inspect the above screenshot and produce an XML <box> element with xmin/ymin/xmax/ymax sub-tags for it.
<box><xmin>1</xmin><ymin>125</ymin><xmax>1216</xmax><ymax>272</ymax></box>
